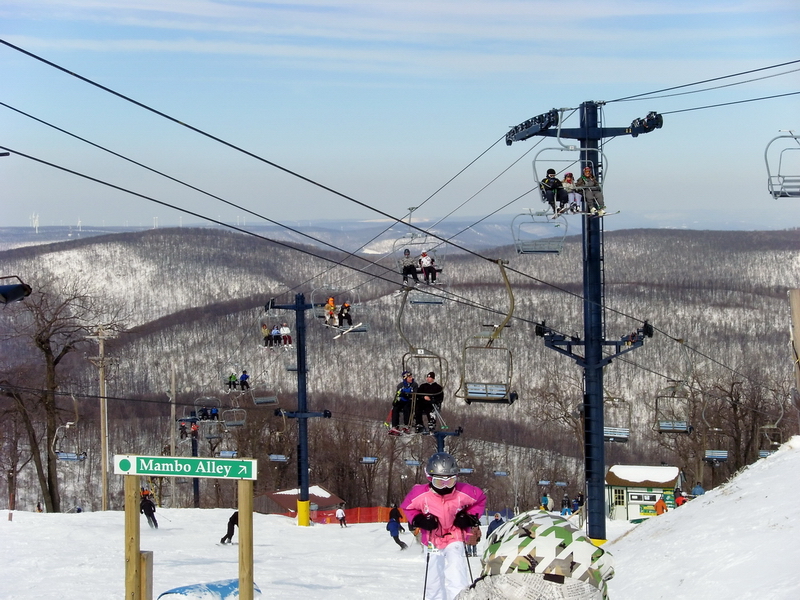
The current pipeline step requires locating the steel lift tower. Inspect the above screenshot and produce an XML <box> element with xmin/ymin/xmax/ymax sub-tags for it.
<box><xmin>507</xmin><ymin>101</ymin><xmax>661</xmax><ymax>541</ymax></box>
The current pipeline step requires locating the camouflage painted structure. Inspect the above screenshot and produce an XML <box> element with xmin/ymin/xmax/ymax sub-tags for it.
<box><xmin>455</xmin><ymin>510</ymin><xmax>614</xmax><ymax>600</ymax></box>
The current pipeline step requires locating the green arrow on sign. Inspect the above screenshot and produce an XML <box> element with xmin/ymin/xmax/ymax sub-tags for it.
<box><xmin>114</xmin><ymin>455</ymin><xmax>257</xmax><ymax>480</ymax></box>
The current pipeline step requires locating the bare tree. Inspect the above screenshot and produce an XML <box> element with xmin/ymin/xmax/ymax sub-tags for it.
<box><xmin>1</xmin><ymin>274</ymin><xmax>127</xmax><ymax>512</ymax></box>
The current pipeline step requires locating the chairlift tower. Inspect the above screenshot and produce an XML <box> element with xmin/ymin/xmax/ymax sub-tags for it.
<box><xmin>266</xmin><ymin>294</ymin><xmax>332</xmax><ymax>526</ymax></box>
<box><xmin>507</xmin><ymin>100</ymin><xmax>661</xmax><ymax>541</ymax></box>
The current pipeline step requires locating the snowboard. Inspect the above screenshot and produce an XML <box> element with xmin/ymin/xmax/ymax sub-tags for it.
<box><xmin>333</xmin><ymin>322</ymin><xmax>363</xmax><ymax>339</ymax></box>
<box><xmin>157</xmin><ymin>578</ymin><xmax>261</xmax><ymax>599</ymax></box>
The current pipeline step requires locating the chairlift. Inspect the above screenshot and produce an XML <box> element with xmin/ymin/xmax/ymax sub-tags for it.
<box><xmin>758</xmin><ymin>399</ymin><xmax>785</xmax><ymax>458</ymax></box>
<box><xmin>653</xmin><ymin>380</ymin><xmax>694</xmax><ymax>435</ymax></box>
<box><xmin>764</xmin><ymin>132</ymin><xmax>800</xmax><ymax>198</ymax></box>
<box><xmin>456</xmin><ymin>260</ymin><xmax>517</xmax><ymax>405</ymax></box>
<box><xmin>309</xmin><ymin>286</ymin><xmax>369</xmax><ymax>335</ymax></box>
<box><xmin>392</xmin><ymin>232</ymin><xmax>448</xmax><ymax>304</ymax></box>
<box><xmin>216</xmin><ymin>450</ymin><xmax>239</xmax><ymax>458</ymax></box>
<box><xmin>52</xmin><ymin>396</ymin><xmax>87</xmax><ymax>461</ymax></box>
<box><xmin>511</xmin><ymin>209</ymin><xmax>568</xmax><ymax>254</ymax></box>
<box><xmin>221</xmin><ymin>365</ymin><xmax>242</xmax><ymax>394</ymax></box>
<box><xmin>701</xmin><ymin>401</ymin><xmax>728</xmax><ymax>465</ymax></box>
<box><xmin>222</xmin><ymin>408</ymin><xmax>247</xmax><ymax>428</ymax></box>
<box><xmin>395</xmin><ymin>287</ymin><xmax>449</xmax><ymax>389</ymax></box>
<box><xmin>603</xmin><ymin>395</ymin><xmax>631</xmax><ymax>443</ymax></box>
<box><xmin>250</xmin><ymin>383</ymin><xmax>279</xmax><ymax>406</ymax></box>
<box><xmin>530</xmin><ymin>141</ymin><xmax>609</xmax><ymax>216</ymax></box>
<box><xmin>193</xmin><ymin>397</ymin><xmax>222</xmax><ymax>421</ymax></box>
<box><xmin>204</xmin><ymin>420</ymin><xmax>226</xmax><ymax>441</ymax></box>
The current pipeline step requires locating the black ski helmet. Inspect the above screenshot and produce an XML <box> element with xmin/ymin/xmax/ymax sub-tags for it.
<box><xmin>425</xmin><ymin>452</ymin><xmax>459</xmax><ymax>477</ymax></box>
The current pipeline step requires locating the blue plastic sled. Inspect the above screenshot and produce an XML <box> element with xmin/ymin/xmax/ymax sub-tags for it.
<box><xmin>157</xmin><ymin>578</ymin><xmax>261</xmax><ymax>599</ymax></box>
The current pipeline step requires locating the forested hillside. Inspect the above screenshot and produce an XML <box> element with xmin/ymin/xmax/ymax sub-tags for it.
<box><xmin>1</xmin><ymin>227</ymin><xmax>798</xmax><ymax>514</ymax></box>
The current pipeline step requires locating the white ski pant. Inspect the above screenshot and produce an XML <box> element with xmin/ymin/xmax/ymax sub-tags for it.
<box><xmin>425</xmin><ymin>541</ymin><xmax>470</xmax><ymax>600</ymax></box>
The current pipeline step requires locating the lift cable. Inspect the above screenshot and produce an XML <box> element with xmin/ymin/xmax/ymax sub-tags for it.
<box><xmin>607</xmin><ymin>58</ymin><xmax>800</xmax><ymax>103</ymax></box>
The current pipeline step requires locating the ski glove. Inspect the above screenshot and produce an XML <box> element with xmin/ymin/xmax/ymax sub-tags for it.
<box><xmin>453</xmin><ymin>510</ymin><xmax>480</xmax><ymax>530</ymax></box>
<box><xmin>411</xmin><ymin>513</ymin><xmax>440</xmax><ymax>531</ymax></box>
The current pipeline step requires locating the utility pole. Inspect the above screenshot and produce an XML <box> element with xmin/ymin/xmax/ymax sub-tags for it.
<box><xmin>87</xmin><ymin>327</ymin><xmax>117</xmax><ymax>511</ymax></box>
<box><xmin>169</xmin><ymin>363</ymin><xmax>177</xmax><ymax>507</ymax></box>
<box><xmin>507</xmin><ymin>101</ymin><xmax>661</xmax><ymax>541</ymax></box>
<box><xmin>789</xmin><ymin>290</ymin><xmax>800</xmax><ymax>393</ymax></box>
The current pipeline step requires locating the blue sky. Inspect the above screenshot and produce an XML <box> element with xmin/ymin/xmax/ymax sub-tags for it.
<box><xmin>1</xmin><ymin>1</ymin><xmax>799</xmax><ymax>231</ymax></box>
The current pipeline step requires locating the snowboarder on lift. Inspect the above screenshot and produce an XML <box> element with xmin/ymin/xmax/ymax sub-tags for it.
<box><xmin>338</xmin><ymin>303</ymin><xmax>353</xmax><ymax>327</ymax></box>
<box><xmin>239</xmin><ymin>370</ymin><xmax>250</xmax><ymax>390</ymax></box>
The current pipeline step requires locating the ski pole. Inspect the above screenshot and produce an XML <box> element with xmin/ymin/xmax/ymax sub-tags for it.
<box><xmin>422</xmin><ymin>550</ymin><xmax>430</xmax><ymax>600</ymax></box>
<box><xmin>465</xmin><ymin>543</ymin><xmax>474</xmax><ymax>582</ymax></box>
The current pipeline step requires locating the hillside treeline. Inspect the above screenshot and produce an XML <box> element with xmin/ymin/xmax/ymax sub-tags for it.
<box><xmin>0</xmin><ymin>227</ymin><xmax>797</xmax><ymax>513</ymax></box>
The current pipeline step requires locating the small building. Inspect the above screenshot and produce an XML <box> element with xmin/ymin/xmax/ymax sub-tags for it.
<box><xmin>605</xmin><ymin>465</ymin><xmax>682</xmax><ymax>521</ymax></box>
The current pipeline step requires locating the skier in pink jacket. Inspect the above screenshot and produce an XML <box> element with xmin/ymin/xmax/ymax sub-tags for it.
<box><xmin>401</xmin><ymin>452</ymin><xmax>486</xmax><ymax>600</ymax></box>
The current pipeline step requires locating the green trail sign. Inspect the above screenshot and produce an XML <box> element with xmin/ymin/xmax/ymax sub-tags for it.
<box><xmin>114</xmin><ymin>455</ymin><xmax>257</xmax><ymax>480</ymax></box>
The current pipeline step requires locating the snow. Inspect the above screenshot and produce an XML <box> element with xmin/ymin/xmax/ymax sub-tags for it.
<box><xmin>606</xmin><ymin>464</ymin><xmax>680</xmax><ymax>484</ymax></box>
<box><xmin>273</xmin><ymin>485</ymin><xmax>332</xmax><ymax>498</ymax></box>
<box><xmin>3</xmin><ymin>438</ymin><xmax>800</xmax><ymax>599</ymax></box>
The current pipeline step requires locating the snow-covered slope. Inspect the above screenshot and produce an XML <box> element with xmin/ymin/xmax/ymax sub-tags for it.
<box><xmin>3</xmin><ymin>437</ymin><xmax>800</xmax><ymax>599</ymax></box>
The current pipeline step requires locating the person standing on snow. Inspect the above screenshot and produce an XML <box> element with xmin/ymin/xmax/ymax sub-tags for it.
<box><xmin>387</xmin><ymin>516</ymin><xmax>408</xmax><ymax>550</ymax></box>
<box><xmin>691</xmin><ymin>481</ymin><xmax>705</xmax><ymax>496</ymax></box>
<box><xmin>401</xmin><ymin>452</ymin><xmax>487</xmax><ymax>600</ymax></box>
<box><xmin>336</xmin><ymin>504</ymin><xmax>347</xmax><ymax>527</ymax></box>
<box><xmin>220</xmin><ymin>511</ymin><xmax>238</xmax><ymax>544</ymax></box>
<box><xmin>654</xmin><ymin>495</ymin><xmax>668</xmax><ymax>515</ymax></box>
<box><xmin>486</xmin><ymin>513</ymin><xmax>504</xmax><ymax>536</ymax></box>
<box><xmin>140</xmin><ymin>492</ymin><xmax>158</xmax><ymax>529</ymax></box>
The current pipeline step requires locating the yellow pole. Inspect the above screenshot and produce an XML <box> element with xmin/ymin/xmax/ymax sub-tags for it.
<box><xmin>297</xmin><ymin>499</ymin><xmax>310</xmax><ymax>527</ymax></box>
<box><xmin>238</xmin><ymin>479</ymin><xmax>254</xmax><ymax>600</ymax></box>
<box><xmin>124</xmin><ymin>475</ymin><xmax>141</xmax><ymax>600</ymax></box>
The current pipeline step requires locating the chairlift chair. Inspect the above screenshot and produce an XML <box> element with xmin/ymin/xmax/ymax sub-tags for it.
<box><xmin>764</xmin><ymin>133</ymin><xmax>800</xmax><ymax>198</ymax></box>
<box><xmin>221</xmin><ymin>365</ymin><xmax>241</xmax><ymax>394</ymax></box>
<box><xmin>701</xmin><ymin>401</ymin><xmax>728</xmax><ymax>465</ymax></box>
<box><xmin>653</xmin><ymin>381</ymin><xmax>693</xmax><ymax>435</ymax></box>
<box><xmin>309</xmin><ymin>286</ymin><xmax>370</xmax><ymax>334</ymax></box>
<box><xmin>758</xmin><ymin>400</ymin><xmax>784</xmax><ymax>458</ymax></box>
<box><xmin>392</xmin><ymin>232</ymin><xmax>448</xmax><ymax>304</ymax></box>
<box><xmin>603</xmin><ymin>396</ymin><xmax>631</xmax><ymax>443</ymax></box>
<box><xmin>204</xmin><ymin>420</ymin><xmax>226</xmax><ymax>441</ymax></box>
<box><xmin>222</xmin><ymin>408</ymin><xmax>247</xmax><ymax>428</ymax></box>
<box><xmin>392</xmin><ymin>232</ymin><xmax>446</xmax><ymax>282</ymax></box>
<box><xmin>456</xmin><ymin>260</ymin><xmax>517</xmax><ymax>405</ymax></box>
<box><xmin>511</xmin><ymin>210</ymin><xmax>568</xmax><ymax>254</ymax></box>
<box><xmin>52</xmin><ymin>396</ymin><xmax>87</xmax><ymax>461</ymax></box>
<box><xmin>194</xmin><ymin>397</ymin><xmax>222</xmax><ymax>421</ymax></box>
<box><xmin>250</xmin><ymin>383</ymin><xmax>279</xmax><ymax>406</ymax></box>
<box><xmin>395</xmin><ymin>288</ymin><xmax>449</xmax><ymax>389</ymax></box>
<box><xmin>52</xmin><ymin>422</ymin><xmax>87</xmax><ymax>462</ymax></box>
<box><xmin>530</xmin><ymin>143</ymin><xmax>608</xmax><ymax>216</ymax></box>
